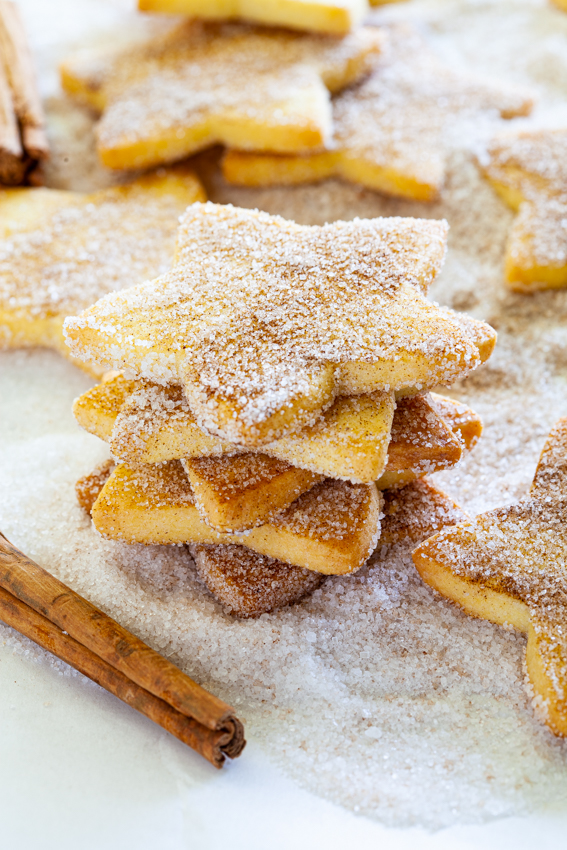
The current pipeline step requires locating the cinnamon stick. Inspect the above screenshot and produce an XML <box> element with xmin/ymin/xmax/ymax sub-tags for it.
<box><xmin>0</xmin><ymin>0</ymin><xmax>48</xmax><ymax>183</ymax></box>
<box><xmin>0</xmin><ymin>35</ymin><xmax>25</xmax><ymax>184</ymax></box>
<box><xmin>0</xmin><ymin>585</ymin><xmax>234</xmax><ymax>767</ymax></box>
<box><xmin>0</xmin><ymin>531</ymin><xmax>245</xmax><ymax>764</ymax></box>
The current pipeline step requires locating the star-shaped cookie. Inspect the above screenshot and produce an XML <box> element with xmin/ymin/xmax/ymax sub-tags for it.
<box><xmin>482</xmin><ymin>128</ymin><xmax>567</xmax><ymax>291</ymax></box>
<box><xmin>64</xmin><ymin>202</ymin><xmax>492</xmax><ymax>446</ymax></box>
<box><xmin>413</xmin><ymin>418</ymin><xmax>567</xmax><ymax>735</ymax></box>
<box><xmin>138</xmin><ymin>0</ymin><xmax>368</xmax><ymax>34</ymax></box>
<box><xmin>0</xmin><ymin>165</ymin><xmax>205</xmax><ymax>373</ymax></box>
<box><xmin>60</xmin><ymin>20</ymin><xmax>382</xmax><ymax>171</ymax></box>
<box><xmin>223</xmin><ymin>24</ymin><xmax>533</xmax><ymax>201</ymax></box>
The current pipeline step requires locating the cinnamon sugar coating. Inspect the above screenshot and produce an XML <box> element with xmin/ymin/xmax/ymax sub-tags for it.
<box><xmin>413</xmin><ymin>419</ymin><xmax>567</xmax><ymax>736</ymax></box>
<box><xmin>91</xmin><ymin>460</ymin><xmax>382</xmax><ymax>574</ymax></box>
<box><xmin>75</xmin><ymin>463</ymin><xmax>465</xmax><ymax>618</ymax></box>
<box><xmin>182</xmin><ymin>453</ymin><xmax>322</xmax><ymax>532</ymax></box>
<box><xmin>73</xmin><ymin>462</ymin><xmax>329</xmax><ymax>618</ymax></box>
<box><xmin>380</xmin><ymin>479</ymin><xmax>469</xmax><ymax>547</ymax></box>
<box><xmin>223</xmin><ymin>23</ymin><xmax>533</xmax><ymax>201</ymax></box>
<box><xmin>75</xmin><ymin>459</ymin><xmax>115</xmax><ymax>514</ymax></box>
<box><xmin>191</xmin><ymin>544</ymin><xmax>324</xmax><ymax>618</ymax></box>
<box><xmin>385</xmin><ymin>394</ymin><xmax>462</xmax><ymax>471</ymax></box>
<box><xmin>111</xmin><ymin>380</ymin><xmax>236</xmax><ymax>462</ymax></box>
<box><xmin>73</xmin><ymin>373</ymin><xmax>481</xmax><ymax>469</ymax></box>
<box><xmin>74</xmin><ymin>376</ymin><xmax>396</xmax><ymax>481</ymax></box>
<box><xmin>75</xmin><ymin>463</ymin><xmax>464</xmax><ymax>618</ymax></box>
<box><xmin>181</xmin><ymin>392</ymin><xmax>477</xmax><ymax>530</ymax></box>
<box><xmin>429</xmin><ymin>392</ymin><xmax>482</xmax><ymax>451</ymax></box>
<box><xmin>73</xmin><ymin>370</ymin><xmax>479</xmax><ymax>531</ymax></box>
<box><xmin>64</xmin><ymin>202</ymin><xmax>490</xmax><ymax>446</ymax></box>
<box><xmin>531</xmin><ymin>418</ymin><xmax>567</xmax><ymax>497</ymax></box>
<box><xmin>73</xmin><ymin>375</ymin><xmax>481</xmax><ymax>493</ymax></box>
<box><xmin>482</xmin><ymin>128</ymin><xmax>567</xmax><ymax>291</ymax></box>
<box><xmin>375</xmin><ymin>393</ymin><xmax>481</xmax><ymax>489</ymax></box>
<box><xmin>60</xmin><ymin>20</ymin><xmax>382</xmax><ymax>170</ymax></box>
<box><xmin>0</xmin><ymin>166</ymin><xmax>205</xmax><ymax>368</ymax></box>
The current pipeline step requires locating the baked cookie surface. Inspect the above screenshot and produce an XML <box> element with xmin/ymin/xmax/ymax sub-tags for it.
<box><xmin>137</xmin><ymin>0</ymin><xmax>368</xmax><ymax>35</ymax></box>
<box><xmin>73</xmin><ymin>372</ymin><xmax>481</xmax><ymax>531</ymax></box>
<box><xmin>413</xmin><ymin>418</ymin><xmax>567</xmax><ymax>735</ymax></box>
<box><xmin>190</xmin><ymin>543</ymin><xmax>325</xmax><ymax>618</ymax></box>
<box><xmin>482</xmin><ymin>128</ymin><xmax>567</xmax><ymax>291</ymax></box>
<box><xmin>0</xmin><ymin>166</ymin><xmax>205</xmax><ymax>371</ymax></box>
<box><xmin>74</xmin><ymin>376</ymin><xmax>396</xmax><ymax>480</ymax></box>
<box><xmin>74</xmin><ymin>377</ymin><xmax>481</xmax><ymax>481</ymax></box>
<box><xmin>60</xmin><ymin>21</ymin><xmax>382</xmax><ymax>170</ymax></box>
<box><xmin>64</xmin><ymin>202</ymin><xmax>493</xmax><ymax>445</ymax></box>
<box><xmin>223</xmin><ymin>24</ymin><xmax>533</xmax><ymax>201</ymax></box>
<box><xmin>91</xmin><ymin>460</ymin><xmax>382</xmax><ymax>575</ymax></box>
<box><xmin>76</xmin><ymin>463</ymin><xmax>467</xmax><ymax>617</ymax></box>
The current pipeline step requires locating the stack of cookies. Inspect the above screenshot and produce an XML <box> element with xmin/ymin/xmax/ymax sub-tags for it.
<box><xmin>0</xmin><ymin>2</ymin><xmax>504</xmax><ymax>623</ymax></box>
<box><xmin>68</xmin><ymin>201</ymin><xmax>495</xmax><ymax>618</ymax></box>
<box><xmin>24</xmin><ymin>0</ymin><xmax>501</xmax><ymax>619</ymax></box>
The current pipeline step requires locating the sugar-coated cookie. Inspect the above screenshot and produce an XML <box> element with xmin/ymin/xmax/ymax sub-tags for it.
<box><xmin>482</xmin><ymin>128</ymin><xmax>567</xmax><ymax>291</ymax></box>
<box><xmin>61</xmin><ymin>21</ymin><xmax>382</xmax><ymax>170</ymax></box>
<box><xmin>91</xmin><ymin>461</ymin><xmax>382</xmax><ymax>575</ymax></box>
<box><xmin>64</xmin><ymin>202</ymin><xmax>492</xmax><ymax>446</ymax></box>
<box><xmin>223</xmin><ymin>24</ymin><xmax>533</xmax><ymax>201</ymax></box>
<box><xmin>0</xmin><ymin>166</ymin><xmax>204</xmax><ymax>372</ymax></box>
<box><xmin>138</xmin><ymin>0</ymin><xmax>368</xmax><ymax>35</ymax></box>
<box><xmin>413</xmin><ymin>419</ymin><xmax>567</xmax><ymax>736</ymax></box>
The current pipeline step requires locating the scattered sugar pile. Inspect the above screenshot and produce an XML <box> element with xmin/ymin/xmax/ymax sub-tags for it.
<box><xmin>2</xmin><ymin>359</ymin><xmax>567</xmax><ymax>828</ymax></box>
<box><xmin>3</xmin><ymin>0</ymin><xmax>567</xmax><ymax>831</ymax></box>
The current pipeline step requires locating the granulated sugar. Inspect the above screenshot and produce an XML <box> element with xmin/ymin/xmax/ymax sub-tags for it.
<box><xmin>2</xmin><ymin>351</ymin><xmax>567</xmax><ymax>832</ymax></box>
<box><xmin>3</xmin><ymin>0</ymin><xmax>567</xmax><ymax>832</ymax></box>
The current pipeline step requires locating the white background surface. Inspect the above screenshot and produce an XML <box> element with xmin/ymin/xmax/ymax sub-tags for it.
<box><xmin>3</xmin><ymin>631</ymin><xmax>567</xmax><ymax>850</ymax></box>
<box><xmin>2</xmin><ymin>1</ymin><xmax>567</xmax><ymax>847</ymax></box>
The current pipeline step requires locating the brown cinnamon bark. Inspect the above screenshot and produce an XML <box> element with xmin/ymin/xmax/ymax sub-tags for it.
<box><xmin>0</xmin><ymin>39</ymin><xmax>25</xmax><ymax>183</ymax></box>
<box><xmin>0</xmin><ymin>584</ymin><xmax>236</xmax><ymax>767</ymax></box>
<box><xmin>0</xmin><ymin>0</ymin><xmax>48</xmax><ymax>183</ymax></box>
<box><xmin>0</xmin><ymin>531</ymin><xmax>245</xmax><ymax>762</ymax></box>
